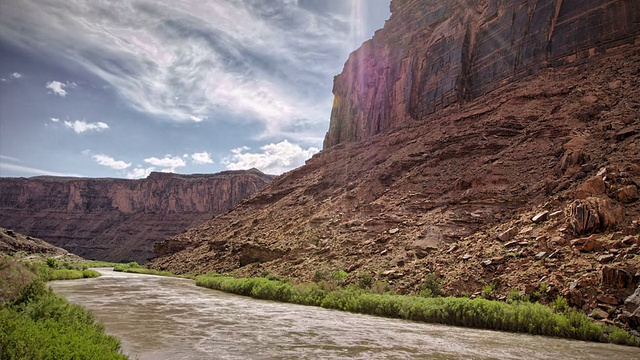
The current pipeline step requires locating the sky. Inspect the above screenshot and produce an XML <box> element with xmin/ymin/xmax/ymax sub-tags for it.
<box><xmin>0</xmin><ymin>0</ymin><xmax>390</xmax><ymax>178</ymax></box>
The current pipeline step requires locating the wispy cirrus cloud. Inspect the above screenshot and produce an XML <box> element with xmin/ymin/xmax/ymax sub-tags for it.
<box><xmin>0</xmin><ymin>0</ymin><xmax>382</xmax><ymax>141</ymax></box>
<box><xmin>223</xmin><ymin>140</ymin><xmax>319</xmax><ymax>175</ymax></box>
<box><xmin>0</xmin><ymin>162</ymin><xmax>83</xmax><ymax>177</ymax></box>
<box><xmin>64</xmin><ymin>120</ymin><xmax>109</xmax><ymax>133</ymax></box>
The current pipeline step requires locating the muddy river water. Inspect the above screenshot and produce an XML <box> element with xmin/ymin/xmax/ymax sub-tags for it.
<box><xmin>49</xmin><ymin>268</ymin><xmax>640</xmax><ymax>359</ymax></box>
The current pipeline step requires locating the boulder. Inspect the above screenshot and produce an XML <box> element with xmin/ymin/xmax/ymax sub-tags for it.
<box><xmin>411</xmin><ymin>237</ymin><xmax>439</xmax><ymax>259</ymax></box>
<box><xmin>575</xmin><ymin>176</ymin><xmax>606</xmax><ymax>199</ymax></box>
<box><xmin>615</xmin><ymin>126</ymin><xmax>638</xmax><ymax>141</ymax></box>
<box><xmin>498</xmin><ymin>227</ymin><xmax>518</xmax><ymax>242</ymax></box>
<box><xmin>597</xmin><ymin>294</ymin><xmax>619</xmax><ymax>305</ymax></box>
<box><xmin>531</xmin><ymin>211</ymin><xmax>549</xmax><ymax>224</ymax></box>
<box><xmin>625</xmin><ymin>285</ymin><xmax>640</xmax><ymax>312</ymax></box>
<box><xmin>569</xmin><ymin>197</ymin><xmax>624</xmax><ymax>235</ymax></box>
<box><xmin>617</xmin><ymin>185</ymin><xmax>638</xmax><ymax>203</ymax></box>
<box><xmin>590</xmin><ymin>308</ymin><xmax>609</xmax><ymax>320</ymax></box>
<box><xmin>535</xmin><ymin>251</ymin><xmax>547</xmax><ymax>260</ymax></box>
<box><xmin>600</xmin><ymin>266</ymin><xmax>634</xmax><ymax>289</ymax></box>
<box><xmin>570</xmin><ymin>235</ymin><xmax>602</xmax><ymax>252</ymax></box>
<box><xmin>596</xmin><ymin>254</ymin><xmax>615</xmax><ymax>263</ymax></box>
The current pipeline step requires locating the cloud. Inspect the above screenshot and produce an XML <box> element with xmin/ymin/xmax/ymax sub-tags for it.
<box><xmin>143</xmin><ymin>155</ymin><xmax>185</xmax><ymax>172</ymax></box>
<box><xmin>0</xmin><ymin>162</ymin><xmax>82</xmax><ymax>177</ymax></box>
<box><xmin>0</xmin><ymin>0</ymin><xmax>389</xmax><ymax>142</ymax></box>
<box><xmin>50</xmin><ymin>117</ymin><xmax>60</xmax><ymax>122</ymax></box>
<box><xmin>93</xmin><ymin>154</ymin><xmax>131</xmax><ymax>170</ymax></box>
<box><xmin>126</xmin><ymin>167</ymin><xmax>155</xmax><ymax>179</ymax></box>
<box><xmin>0</xmin><ymin>155</ymin><xmax>21</xmax><ymax>163</ymax></box>
<box><xmin>188</xmin><ymin>115</ymin><xmax>205</xmax><ymax>122</ymax></box>
<box><xmin>190</xmin><ymin>151</ymin><xmax>213</xmax><ymax>165</ymax></box>
<box><xmin>64</xmin><ymin>120</ymin><xmax>109</xmax><ymax>133</ymax></box>
<box><xmin>11</xmin><ymin>72</ymin><xmax>22</xmax><ymax>78</ymax></box>
<box><xmin>223</xmin><ymin>140</ymin><xmax>319</xmax><ymax>175</ymax></box>
<box><xmin>46</xmin><ymin>80</ymin><xmax>69</xmax><ymax>97</ymax></box>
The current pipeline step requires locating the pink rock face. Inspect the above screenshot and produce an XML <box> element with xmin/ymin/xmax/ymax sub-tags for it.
<box><xmin>0</xmin><ymin>170</ymin><xmax>273</xmax><ymax>262</ymax></box>
<box><xmin>324</xmin><ymin>0</ymin><xmax>640</xmax><ymax>148</ymax></box>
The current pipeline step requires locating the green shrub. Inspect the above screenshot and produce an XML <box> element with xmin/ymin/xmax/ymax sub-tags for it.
<box><xmin>82</xmin><ymin>270</ymin><xmax>101</xmax><ymax>278</ymax></box>
<box><xmin>332</xmin><ymin>270</ymin><xmax>348</xmax><ymax>282</ymax></box>
<box><xmin>481</xmin><ymin>283</ymin><xmax>496</xmax><ymax>299</ymax></box>
<box><xmin>0</xmin><ymin>259</ymin><xmax>125</xmax><ymax>359</ymax></box>
<box><xmin>50</xmin><ymin>269</ymin><xmax>84</xmax><ymax>280</ymax></box>
<box><xmin>45</xmin><ymin>257</ymin><xmax>59</xmax><ymax>269</ymax></box>
<box><xmin>313</xmin><ymin>269</ymin><xmax>331</xmax><ymax>283</ymax></box>
<box><xmin>356</xmin><ymin>273</ymin><xmax>374</xmax><ymax>289</ymax></box>
<box><xmin>550</xmin><ymin>296</ymin><xmax>569</xmax><ymax>314</ymax></box>
<box><xmin>507</xmin><ymin>289</ymin><xmax>521</xmax><ymax>303</ymax></box>
<box><xmin>1</xmin><ymin>281</ymin><xmax>126</xmax><ymax>359</ymax></box>
<box><xmin>418</xmin><ymin>274</ymin><xmax>442</xmax><ymax>297</ymax></box>
<box><xmin>194</xmin><ymin>273</ymin><xmax>639</xmax><ymax>346</ymax></box>
<box><xmin>370</xmin><ymin>281</ymin><xmax>392</xmax><ymax>294</ymax></box>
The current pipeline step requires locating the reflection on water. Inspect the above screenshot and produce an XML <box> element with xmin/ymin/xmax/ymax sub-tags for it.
<box><xmin>49</xmin><ymin>269</ymin><xmax>640</xmax><ymax>360</ymax></box>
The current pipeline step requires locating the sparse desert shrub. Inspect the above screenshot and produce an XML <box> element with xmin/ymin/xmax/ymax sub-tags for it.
<box><xmin>356</xmin><ymin>273</ymin><xmax>374</xmax><ymax>289</ymax></box>
<box><xmin>418</xmin><ymin>273</ymin><xmax>442</xmax><ymax>297</ymax></box>
<box><xmin>332</xmin><ymin>270</ymin><xmax>348</xmax><ymax>282</ymax></box>
<box><xmin>370</xmin><ymin>281</ymin><xmax>392</xmax><ymax>294</ymax></box>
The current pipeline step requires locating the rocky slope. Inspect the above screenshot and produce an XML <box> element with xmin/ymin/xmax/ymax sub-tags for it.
<box><xmin>0</xmin><ymin>227</ymin><xmax>81</xmax><ymax>261</ymax></box>
<box><xmin>0</xmin><ymin>169</ymin><xmax>273</xmax><ymax>262</ymax></box>
<box><xmin>150</xmin><ymin>1</ymin><xmax>640</xmax><ymax>329</ymax></box>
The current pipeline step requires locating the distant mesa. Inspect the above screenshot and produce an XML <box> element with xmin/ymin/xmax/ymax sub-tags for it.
<box><xmin>0</xmin><ymin>169</ymin><xmax>274</xmax><ymax>263</ymax></box>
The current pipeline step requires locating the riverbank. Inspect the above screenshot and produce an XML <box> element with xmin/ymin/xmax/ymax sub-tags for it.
<box><xmin>113</xmin><ymin>263</ymin><xmax>640</xmax><ymax>346</ymax></box>
<box><xmin>194</xmin><ymin>273</ymin><xmax>639</xmax><ymax>346</ymax></box>
<box><xmin>0</xmin><ymin>257</ymin><xmax>128</xmax><ymax>359</ymax></box>
<box><xmin>114</xmin><ymin>262</ymin><xmax>194</xmax><ymax>279</ymax></box>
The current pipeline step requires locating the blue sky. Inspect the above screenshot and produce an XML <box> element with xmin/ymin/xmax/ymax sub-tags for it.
<box><xmin>0</xmin><ymin>0</ymin><xmax>389</xmax><ymax>178</ymax></box>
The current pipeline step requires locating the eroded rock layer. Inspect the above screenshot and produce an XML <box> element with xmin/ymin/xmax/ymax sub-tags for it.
<box><xmin>0</xmin><ymin>169</ymin><xmax>273</xmax><ymax>262</ymax></box>
<box><xmin>324</xmin><ymin>0</ymin><xmax>640</xmax><ymax>148</ymax></box>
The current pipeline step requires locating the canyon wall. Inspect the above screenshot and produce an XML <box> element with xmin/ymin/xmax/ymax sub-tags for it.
<box><xmin>324</xmin><ymin>0</ymin><xmax>640</xmax><ymax>148</ymax></box>
<box><xmin>0</xmin><ymin>169</ymin><xmax>273</xmax><ymax>262</ymax></box>
<box><xmin>149</xmin><ymin>1</ymin><xmax>640</xmax><ymax>327</ymax></box>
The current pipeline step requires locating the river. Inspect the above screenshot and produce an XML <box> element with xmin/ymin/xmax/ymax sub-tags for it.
<box><xmin>49</xmin><ymin>269</ymin><xmax>640</xmax><ymax>359</ymax></box>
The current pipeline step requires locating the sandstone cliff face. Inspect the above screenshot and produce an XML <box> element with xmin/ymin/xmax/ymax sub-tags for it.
<box><xmin>0</xmin><ymin>169</ymin><xmax>273</xmax><ymax>262</ymax></box>
<box><xmin>324</xmin><ymin>0</ymin><xmax>640</xmax><ymax>148</ymax></box>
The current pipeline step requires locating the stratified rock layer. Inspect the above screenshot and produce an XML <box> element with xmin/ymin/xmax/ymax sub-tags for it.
<box><xmin>0</xmin><ymin>169</ymin><xmax>273</xmax><ymax>262</ymax></box>
<box><xmin>324</xmin><ymin>0</ymin><xmax>640</xmax><ymax>148</ymax></box>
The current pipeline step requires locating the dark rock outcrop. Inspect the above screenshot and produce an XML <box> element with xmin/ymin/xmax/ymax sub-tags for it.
<box><xmin>324</xmin><ymin>0</ymin><xmax>640</xmax><ymax>148</ymax></box>
<box><xmin>0</xmin><ymin>169</ymin><xmax>273</xmax><ymax>262</ymax></box>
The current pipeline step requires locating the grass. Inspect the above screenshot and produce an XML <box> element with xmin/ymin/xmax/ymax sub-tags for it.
<box><xmin>0</xmin><ymin>256</ymin><xmax>127</xmax><ymax>359</ymax></box>
<box><xmin>195</xmin><ymin>273</ymin><xmax>640</xmax><ymax>347</ymax></box>
<box><xmin>113</xmin><ymin>262</ymin><xmax>194</xmax><ymax>279</ymax></box>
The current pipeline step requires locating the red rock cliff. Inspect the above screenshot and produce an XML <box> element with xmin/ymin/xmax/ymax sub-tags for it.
<box><xmin>324</xmin><ymin>0</ymin><xmax>640</xmax><ymax>148</ymax></box>
<box><xmin>0</xmin><ymin>169</ymin><xmax>273</xmax><ymax>262</ymax></box>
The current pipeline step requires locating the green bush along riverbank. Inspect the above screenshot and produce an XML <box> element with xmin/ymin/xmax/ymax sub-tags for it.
<box><xmin>0</xmin><ymin>256</ymin><xmax>127</xmax><ymax>359</ymax></box>
<box><xmin>194</xmin><ymin>272</ymin><xmax>639</xmax><ymax>347</ymax></box>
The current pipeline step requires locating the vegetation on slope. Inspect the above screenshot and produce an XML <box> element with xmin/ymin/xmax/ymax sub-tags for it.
<box><xmin>0</xmin><ymin>256</ymin><xmax>127</xmax><ymax>359</ymax></box>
